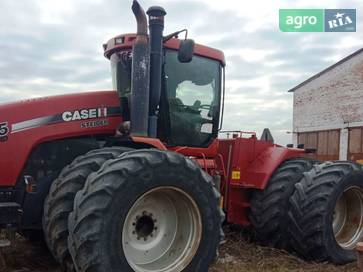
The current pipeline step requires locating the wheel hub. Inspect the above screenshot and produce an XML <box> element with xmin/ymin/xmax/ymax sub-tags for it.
<box><xmin>333</xmin><ymin>186</ymin><xmax>363</xmax><ymax>250</ymax></box>
<box><xmin>134</xmin><ymin>212</ymin><xmax>157</xmax><ymax>241</ymax></box>
<box><xmin>122</xmin><ymin>186</ymin><xmax>202</xmax><ymax>272</ymax></box>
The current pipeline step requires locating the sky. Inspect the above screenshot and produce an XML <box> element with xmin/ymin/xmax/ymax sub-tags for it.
<box><xmin>0</xmin><ymin>0</ymin><xmax>362</xmax><ymax>145</ymax></box>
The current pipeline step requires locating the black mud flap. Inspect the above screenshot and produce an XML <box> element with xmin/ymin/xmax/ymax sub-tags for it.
<box><xmin>0</xmin><ymin>202</ymin><xmax>21</xmax><ymax>228</ymax></box>
<box><xmin>0</xmin><ymin>202</ymin><xmax>21</xmax><ymax>247</ymax></box>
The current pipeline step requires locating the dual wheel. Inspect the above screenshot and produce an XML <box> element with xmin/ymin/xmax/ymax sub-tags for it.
<box><xmin>250</xmin><ymin>159</ymin><xmax>363</xmax><ymax>264</ymax></box>
<box><xmin>43</xmin><ymin>148</ymin><xmax>224</xmax><ymax>272</ymax></box>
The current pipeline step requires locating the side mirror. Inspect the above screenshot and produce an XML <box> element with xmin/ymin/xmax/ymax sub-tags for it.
<box><xmin>178</xmin><ymin>39</ymin><xmax>195</xmax><ymax>63</ymax></box>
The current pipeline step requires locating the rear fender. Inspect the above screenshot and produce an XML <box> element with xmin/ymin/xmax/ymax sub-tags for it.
<box><xmin>239</xmin><ymin>146</ymin><xmax>305</xmax><ymax>189</ymax></box>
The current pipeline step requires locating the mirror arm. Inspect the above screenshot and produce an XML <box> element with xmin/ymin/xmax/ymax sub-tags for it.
<box><xmin>163</xmin><ymin>29</ymin><xmax>188</xmax><ymax>42</ymax></box>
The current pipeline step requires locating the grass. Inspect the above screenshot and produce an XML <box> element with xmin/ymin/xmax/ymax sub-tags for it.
<box><xmin>0</xmin><ymin>227</ymin><xmax>358</xmax><ymax>272</ymax></box>
<box><xmin>210</xmin><ymin>225</ymin><xmax>357</xmax><ymax>272</ymax></box>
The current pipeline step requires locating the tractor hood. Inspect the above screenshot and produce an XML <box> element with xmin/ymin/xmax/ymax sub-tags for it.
<box><xmin>0</xmin><ymin>91</ymin><xmax>121</xmax><ymax>186</ymax></box>
<box><xmin>0</xmin><ymin>91</ymin><xmax>121</xmax><ymax>136</ymax></box>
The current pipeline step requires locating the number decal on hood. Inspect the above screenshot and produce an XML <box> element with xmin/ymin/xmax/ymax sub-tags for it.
<box><xmin>0</xmin><ymin>122</ymin><xmax>9</xmax><ymax>141</ymax></box>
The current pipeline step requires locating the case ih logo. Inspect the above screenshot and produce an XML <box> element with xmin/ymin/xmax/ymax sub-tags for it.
<box><xmin>62</xmin><ymin>108</ymin><xmax>108</xmax><ymax>122</ymax></box>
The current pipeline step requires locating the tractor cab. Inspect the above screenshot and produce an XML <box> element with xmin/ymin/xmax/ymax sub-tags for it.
<box><xmin>103</xmin><ymin>16</ymin><xmax>225</xmax><ymax>148</ymax></box>
<box><xmin>163</xmin><ymin>50</ymin><xmax>222</xmax><ymax>147</ymax></box>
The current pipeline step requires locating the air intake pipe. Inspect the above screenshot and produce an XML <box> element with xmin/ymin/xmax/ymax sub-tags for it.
<box><xmin>130</xmin><ymin>0</ymin><xmax>150</xmax><ymax>136</ymax></box>
<box><xmin>146</xmin><ymin>6</ymin><xmax>166</xmax><ymax>138</ymax></box>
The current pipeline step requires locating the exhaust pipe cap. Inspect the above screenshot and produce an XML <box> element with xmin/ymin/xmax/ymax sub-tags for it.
<box><xmin>147</xmin><ymin>6</ymin><xmax>167</xmax><ymax>17</ymax></box>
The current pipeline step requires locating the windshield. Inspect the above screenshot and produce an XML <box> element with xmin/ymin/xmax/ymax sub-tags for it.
<box><xmin>163</xmin><ymin>50</ymin><xmax>221</xmax><ymax>147</ymax></box>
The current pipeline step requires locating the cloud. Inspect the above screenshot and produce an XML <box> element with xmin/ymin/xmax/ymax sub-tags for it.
<box><xmin>0</xmin><ymin>0</ymin><xmax>362</xmax><ymax>145</ymax></box>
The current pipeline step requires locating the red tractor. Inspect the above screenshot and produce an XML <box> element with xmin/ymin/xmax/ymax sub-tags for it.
<box><xmin>1</xmin><ymin>1</ymin><xmax>363</xmax><ymax>271</ymax></box>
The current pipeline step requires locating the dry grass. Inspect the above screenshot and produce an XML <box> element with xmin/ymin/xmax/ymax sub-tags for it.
<box><xmin>0</xmin><ymin>227</ymin><xmax>358</xmax><ymax>272</ymax></box>
<box><xmin>210</xmin><ymin>225</ymin><xmax>358</xmax><ymax>272</ymax></box>
<box><xmin>0</xmin><ymin>236</ymin><xmax>59</xmax><ymax>272</ymax></box>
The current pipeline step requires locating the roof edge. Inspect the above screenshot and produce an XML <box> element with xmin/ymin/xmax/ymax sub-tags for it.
<box><xmin>288</xmin><ymin>47</ymin><xmax>363</xmax><ymax>93</ymax></box>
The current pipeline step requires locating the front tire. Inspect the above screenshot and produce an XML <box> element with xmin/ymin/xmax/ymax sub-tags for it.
<box><xmin>68</xmin><ymin>149</ymin><xmax>224</xmax><ymax>272</ymax></box>
<box><xmin>288</xmin><ymin>161</ymin><xmax>363</xmax><ymax>264</ymax></box>
<box><xmin>43</xmin><ymin>147</ymin><xmax>132</xmax><ymax>271</ymax></box>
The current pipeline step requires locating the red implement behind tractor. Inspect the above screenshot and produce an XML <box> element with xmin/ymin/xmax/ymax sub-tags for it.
<box><xmin>1</xmin><ymin>1</ymin><xmax>363</xmax><ymax>271</ymax></box>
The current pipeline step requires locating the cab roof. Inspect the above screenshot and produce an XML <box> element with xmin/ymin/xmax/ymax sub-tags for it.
<box><xmin>103</xmin><ymin>33</ymin><xmax>226</xmax><ymax>66</ymax></box>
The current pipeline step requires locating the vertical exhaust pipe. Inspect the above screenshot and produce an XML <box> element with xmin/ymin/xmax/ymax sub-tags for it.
<box><xmin>146</xmin><ymin>6</ymin><xmax>166</xmax><ymax>138</ymax></box>
<box><xmin>130</xmin><ymin>0</ymin><xmax>150</xmax><ymax>136</ymax></box>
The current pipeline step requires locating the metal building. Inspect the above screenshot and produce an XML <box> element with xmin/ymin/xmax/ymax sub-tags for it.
<box><xmin>289</xmin><ymin>48</ymin><xmax>363</xmax><ymax>162</ymax></box>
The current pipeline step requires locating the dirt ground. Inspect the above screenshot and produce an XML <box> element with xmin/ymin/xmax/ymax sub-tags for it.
<box><xmin>1</xmin><ymin>226</ymin><xmax>358</xmax><ymax>272</ymax></box>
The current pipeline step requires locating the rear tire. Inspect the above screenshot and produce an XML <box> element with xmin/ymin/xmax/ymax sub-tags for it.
<box><xmin>68</xmin><ymin>149</ymin><xmax>224</xmax><ymax>272</ymax></box>
<box><xmin>43</xmin><ymin>147</ymin><xmax>132</xmax><ymax>271</ymax></box>
<box><xmin>288</xmin><ymin>161</ymin><xmax>363</xmax><ymax>264</ymax></box>
<box><xmin>250</xmin><ymin>158</ymin><xmax>316</xmax><ymax>249</ymax></box>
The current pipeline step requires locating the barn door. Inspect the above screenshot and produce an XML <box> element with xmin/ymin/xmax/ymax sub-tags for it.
<box><xmin>298</xmin><ymin>130</ymin><xmax>340</xmax><ymax>161</ymax></box>
<box><xmin>348</xmin><ymin>127</ymin><xmax>363</xmax><ymax>163</ymax></box>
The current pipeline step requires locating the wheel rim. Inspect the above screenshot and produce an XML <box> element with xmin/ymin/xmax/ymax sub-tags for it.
<box><xmin>122</xmin><ymin>186</ymin><xmax>202</xmax><ymax>272</ymax></box>
<box><xmin>333</xmin><ymin>186</ymin><xmax>363</xmax><ymax>250</ymax></box>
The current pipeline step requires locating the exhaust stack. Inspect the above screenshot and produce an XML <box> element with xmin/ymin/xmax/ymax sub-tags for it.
<box><xmin>146</xmin><ymin>6</ymin><xmax>166</xmax><ymax>138</ymax></box>
<box><xmin>130</xmin><ymin>0</ymin><xmax>150</xmax><ymax>136</ymax></box>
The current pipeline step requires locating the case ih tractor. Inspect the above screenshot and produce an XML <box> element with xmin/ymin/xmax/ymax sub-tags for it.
<box><xmin>1</xmin><ymin>1</ymin><xmax>363</xmax><ymax>271</ymax></box>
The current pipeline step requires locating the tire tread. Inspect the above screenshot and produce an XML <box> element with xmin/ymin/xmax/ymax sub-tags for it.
<box><xmin>43</xmin><ymin>147</ymin><xmax>132</xmax><ymax>271</ymax></box>
<box><xmin>250</xmin><ymin>158</ymin><xmax>316</xmax><ymax>248</ymax></box>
